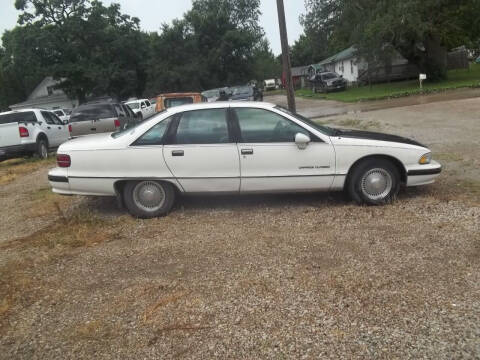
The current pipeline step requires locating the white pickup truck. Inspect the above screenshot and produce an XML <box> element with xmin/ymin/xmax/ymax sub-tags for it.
<box><xmin>125</xmin><ymin>99</ymin><xmax>155</xmax><ymax>121</ymax></box>
<box><xmin>0</xmin><ymin>109</ymin><xmax>70</xmax><ymax>161</ymax></box>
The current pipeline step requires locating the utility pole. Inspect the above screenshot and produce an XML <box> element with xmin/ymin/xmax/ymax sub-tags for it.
<box><xmin>276</xmin><ymin>0</ymin><xmax>296</xmax><ymax>112</ymax></box>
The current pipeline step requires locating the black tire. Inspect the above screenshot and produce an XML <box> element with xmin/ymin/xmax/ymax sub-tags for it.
<box><xmin>347</xmin><ymin>158</ymin><xmax>400</xmax><ymax>205</ymax></box>
<box><xmin>123</xmin><ymin>180</ymin><xmax>175</xmax><ymax>218</ymax></box>
<box><xmin>36</xmin><ymin>137</ymin><xmax>48</xmax><ymax>159</ymax></box>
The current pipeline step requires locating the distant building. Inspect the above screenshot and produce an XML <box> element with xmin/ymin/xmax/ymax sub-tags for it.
<box><xmin>10</xmin><ymin>77</ymin><xmax>78</xmax><ymax>111</ymax></box>
<box><xmin>308</xmin><ymin>45</ymin><xmax>418</xmax><ymax>84</ymax></box>
<box><xmin>282</xmin><ymin>66</ymin><xmax>309</xmax><ymax>89</ymax></box>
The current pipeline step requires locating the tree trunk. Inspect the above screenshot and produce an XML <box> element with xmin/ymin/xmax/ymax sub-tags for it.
<box><xmin>394</xmin><ymin>35</ymin><xmax>447</xmax><ymax>81</ymax></box>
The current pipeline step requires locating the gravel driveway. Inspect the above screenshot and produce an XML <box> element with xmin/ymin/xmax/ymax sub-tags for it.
<box><xmin>0</xmin><ymin>97</ymin><xmax>479</xmax><ymax>359</ymax></box>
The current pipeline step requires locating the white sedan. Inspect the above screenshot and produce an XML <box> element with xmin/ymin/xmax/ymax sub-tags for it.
<box><xmin>48</xmin><ymin>102</ymin><xmax>441</xmax><ymax>218</ymax></box>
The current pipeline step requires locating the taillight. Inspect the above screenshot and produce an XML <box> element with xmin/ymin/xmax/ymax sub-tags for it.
<box><xmin>57</xmin><ymin>154</ymin><xmax>71</xmax><ymax>168</ymax></box>
<box><xmin>68</xmin><ymin>124</ymin><xmax>72</xmax><ymax>133</ymax></box>
<box><xmin>114</xmin><ymin>119</ymin><xmax>120</xmax><ymax>128</ymax></box>
<box><xmin>19</xmin><ymin>126</ymin><xmax>29</xmax><ymax>137</ymax></box>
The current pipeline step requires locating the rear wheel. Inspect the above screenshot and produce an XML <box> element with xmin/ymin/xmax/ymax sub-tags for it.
<box><xmin>123</xmin><ymin>180</ymin><xmax>175</xmax><ymax>218</ymax></box>
<box><xmin>36</xmin><ymin>138</ymin><xmax>48</xmax><ymax>159</ymax></box>
<box><xmin>347</xmin><ymin>159</ymin><xmax>400</xmax><ymax>205</ymax></box>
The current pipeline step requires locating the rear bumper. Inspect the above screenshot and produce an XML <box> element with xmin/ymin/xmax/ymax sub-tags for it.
<box><xmin>406</xmin><ymin>161</ymin><xmax>442</xmax><ymax>186</ymax></box>
<box><xmin>0</xmin><ymin>143</ymin><xmax>36</xmax><ymax>159</ymax></box>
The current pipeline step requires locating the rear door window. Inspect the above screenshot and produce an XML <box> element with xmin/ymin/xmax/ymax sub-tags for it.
<box><xmin>41</xmin><ymin>111</ymin><xmax>55</xmax><ymax>125</ymax></box>
<box><xmin>133</xmin><ymin>117</ymin><xmax>172</xmax><ymax>145</ymax></box>
<box><xmin>174</xmin><ymin>109</ymin><xmax>229</xmax><ymax>144</ymax></box>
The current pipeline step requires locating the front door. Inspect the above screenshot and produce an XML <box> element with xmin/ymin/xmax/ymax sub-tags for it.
<box><xmin>163</xmin><ymin>108</ymin><xmax>240</xmax><ymax>192</ymax></box>
<box><xmin>232</xmin><ymin>107</ymin><xmax>336</xmax><ymax>192</ymax></box>
<box><xmin>40</xmin><ymin>111</ymin><xmax>63</xmax><ymax>147</ymax></box>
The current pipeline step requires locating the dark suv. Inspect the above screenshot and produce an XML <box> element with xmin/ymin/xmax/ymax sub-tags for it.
<box><xmin>69</xmin><ymin>102</ymin><xmax>137</xmax><ymax>136</ymax></box>
<box><xmin>310</xmin><ymin>72</ymin><xmax>347</xmax><ymax>93</ymax></box>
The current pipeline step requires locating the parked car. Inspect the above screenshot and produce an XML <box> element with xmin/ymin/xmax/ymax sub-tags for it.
<box><xmin>263</xmin><ymin>79</ymin><xmax>278</xmax><ymax>91</ymax></box>
<box><xmin>230</xmin><ymin>85</ymin><xmax>263</xmax><ymax>101</ymax></box>
<box><xmin>52</xmin><ymin>109</ymin><xmax>71</xmax><ymax>123</ymax></box>
<box><xmin>310</xmin><ymin>72</ymin><xmax>347</xmax><ymax>93</ymax></box>
<box><xmin>49</xmin><ymin>102</ymin><xmax>441</xmax><ymax>218</ymax></box>
<box><xmin>125</xmin><ymin>99</ymin><xmax>155</xmax><ymax>121</ymax></box>
<box><xmin>201</xmin><ymin>87</ymin><xmax>231</xmax><ymax>102</ymax></box>
<box><xmin>155</xmin><ymin>93</ymin><xmax>204</xmax><ymax>112</ymax></box>
<box><xmin>0</xmin><ymin>109</ymin><xmax>69</xmax><ymax>161</ymax></box>
<box><xmin>68</xmin><ymin>102</ymin><xmax>136</xmax><ymax>137</ymax></box>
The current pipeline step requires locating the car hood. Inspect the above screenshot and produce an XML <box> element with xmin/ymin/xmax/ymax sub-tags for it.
<box><xmin>59</xmin><ymin>132</ymin><xmax>115</xmax><ymax>151</ymax></box>
<box><xmin>335</xmin><ymin>129</ymin><xmax>426</xmax><ymax>147</ymax></box>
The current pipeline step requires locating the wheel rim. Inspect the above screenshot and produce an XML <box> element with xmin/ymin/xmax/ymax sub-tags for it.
<box><xmin>360</xmin><ymin>168</ymin><xmax>393</xmax><ymax>201</ymax></box>
<box><xmin>40</xmin><ymin>142</ymin><xmax>47</xmax><ymax>158</ymax></box>
<box><xmin>132</xmin><ymin>181</ymin><xmax>166</xmax><ymax>212</ymax></box>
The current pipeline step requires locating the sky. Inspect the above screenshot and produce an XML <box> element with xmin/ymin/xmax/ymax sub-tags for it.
<box><xmin>0</xmin><ymin>0</ymin><xmax>306</xmax><ymax>54</ymax></box>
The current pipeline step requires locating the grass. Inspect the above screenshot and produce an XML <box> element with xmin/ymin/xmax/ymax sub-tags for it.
<box><xmin>297</xmin><ymin>63</ymin><xmax>480</xmax><ymax>102</ymax></box>
<box><xmin>0</xmin><ymin>156</ymin><xmax>56</xmax><ymax>185</ymax></box>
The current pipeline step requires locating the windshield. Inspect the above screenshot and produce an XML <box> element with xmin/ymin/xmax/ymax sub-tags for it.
<box><xmin>321</xmin><ymin>73</ymin><xmax>337</xmax><ymax>80</ymax></box>
<box><xmin>126</xmin><ymin>102</ymin><xmax>139</xmax><ymax>109</ymax></box>
<box><xmin>274</xmin><ymin>106</ymin><xmax>337</xmax><ymax>136</ymax></box>
<box><xmin>232</xmin><ymin>86</ymin><xmax>253</xmax><ymax>95</ymax></box>
<box><xmin>202</xmin><ymin>89</ymin><xmax>220</xmax><ymax>98</ymax></box>
<box><xmin>111</xmin><ymin>110</ymin><xmax>167</xmax><ymax>139</ymax></box>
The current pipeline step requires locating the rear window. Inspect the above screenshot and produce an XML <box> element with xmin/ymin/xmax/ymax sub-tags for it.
<box><xmin>0</xmin><ymin>111</ymin><xmax>37</xmax><ymax>124</ymax></box>
<box><xmin>164</xmin><ymin>97</ymin><xmax>194</xmax><ymax>109</ymax></box>
<box><xmin>70</xmin><ymin>104</ymin><xmax>114</xmax><ymax>122</ymax></box>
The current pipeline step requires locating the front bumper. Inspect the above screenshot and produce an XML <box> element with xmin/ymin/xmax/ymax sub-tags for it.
<box><xmin>406</xmin><ymin>161</ymin><xmax>442</xmax><ymax>186</ymax></box>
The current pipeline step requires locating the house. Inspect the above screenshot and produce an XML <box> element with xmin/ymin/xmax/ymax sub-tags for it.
<box><xmin>282</xmin><ymin>65</ymin><xmax>309</xmax><ymax>89</ymax></box>
<box><xmin>308</xmin><ymin>45</ymin><xmax>418</xmax><ymax>84</ymax></box>
<box><xmin>10</xmin><ymin>77</ymin><xmax>78</xmax><ymax>111</ymax></box>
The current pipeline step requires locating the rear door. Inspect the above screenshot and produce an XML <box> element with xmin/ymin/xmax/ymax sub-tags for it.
<box><xmin>163</xmin><ymin>107</ymin><xmax>240</xmax><ymax>192</ymax></box>
<box><xmin>39</xmin><ymin>111</ymin><xmax>61</xmax><ymax>146</ymax></box>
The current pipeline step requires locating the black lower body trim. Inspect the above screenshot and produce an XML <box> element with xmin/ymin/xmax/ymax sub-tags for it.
<box><xmin>48</xmin><ymin>175</ymin><xmax>69</xmax><ymax>183</ymax></box>
<box><xmin>408</xmin><ymin>167</ymin><xmax>442</xmax><ymax>176</ymax></box>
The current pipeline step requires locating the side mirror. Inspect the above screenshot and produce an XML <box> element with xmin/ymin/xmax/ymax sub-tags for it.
<box><xmin>295</xmin><ymin>133</ymin><xmax>311</xmax><ymax>150</ymax></box>
<box><xmin>62</xmin><ymin>120</ymin><xmax>68</xmax><ymax>125</ymax></box>
<box><xmin>141</xmin><ymin>104</ymin><xmax>146</xmax><ymax>109</ymax></box>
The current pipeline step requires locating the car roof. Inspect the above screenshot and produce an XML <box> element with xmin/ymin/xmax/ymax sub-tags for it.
<box><xmin>164</xmin><ymin>101</ymin><xmax>275</xmax><ymax>114</ymax></box>
<box><xmin>0</xmin><ymin>108</ymin><xmax>44</xmax><ymax>115</ymax></box>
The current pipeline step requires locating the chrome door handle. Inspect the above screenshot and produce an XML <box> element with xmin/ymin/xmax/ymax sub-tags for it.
<box><xmin>172</xmin><ymin>150</ymin><xmax>184</xmax><ymax>157</ymax></box>
<box><xmin>241</xmin><ymin>149</ymin><xmax>253</xmax><ymax>155</ymax></box>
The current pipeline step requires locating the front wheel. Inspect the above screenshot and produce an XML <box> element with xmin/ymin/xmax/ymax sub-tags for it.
<box><xmin>123</xmin><ymin>180</ymin><xmax>175</xmax><ymax>218</ymax></box>
<box><xmin>347</xmin><ymin>159</ymin><xmax>400</xmax><ymax>205</ymax></box>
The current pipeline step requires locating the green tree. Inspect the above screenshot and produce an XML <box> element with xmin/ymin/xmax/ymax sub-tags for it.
<box><xmin>14</xmin><ymin>0</ymin><xmax>148</xmax><ymax>103</ymax></box>
<box><xmin>303</xmin><ymin>0</ymin><xmax>480</xmax><ymax>80</ymax></box>
<box><xmin>145</xmin><ymin>0</ymin><xmax>266</xmax><ymax>94</ymax></box>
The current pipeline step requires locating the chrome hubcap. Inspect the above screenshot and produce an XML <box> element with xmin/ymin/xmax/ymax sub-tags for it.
<box><xmin>133</xmin><ymin>181</ymin><xmax>165</xmax><ymax>212</ymax></box>
<box><xmin>361</xmin><ymin>168</ymin><xmax>393</xmax><ymax>201</ymax></box>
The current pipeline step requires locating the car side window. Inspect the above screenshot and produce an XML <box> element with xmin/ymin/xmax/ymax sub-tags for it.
<box><xmin>234</xmin><ymin>108</ymin><xmax>309</xmax><ymax>143</ymax></box>
<box><xmin>145</xmin><ymin>100</ymin><xmax>151</xmax><ymax>107</ymax></box>
<box><xmin>50</xmin><ymin>113</ymin><xmax>63</xmax><ymax>125</ymax></box>
<box><xmin>174</xmin><ymin>109</ymin><xmax>229</xmax><ymax>144</ymax></box>
<box><xmin>134</xmin><ymin>117</ymin><xmax>172</xmax><ymax>146</ymax></box>
<box><xmin>41</xmin><ymin>111</ymin><xmax>55</xmax><ymax>125</ymax></box>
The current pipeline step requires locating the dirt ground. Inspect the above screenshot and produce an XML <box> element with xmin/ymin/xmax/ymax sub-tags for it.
<box><xmin>0</xmin><ymin>96</ymin><xmax>479</xmax><ymax>359</ymax></box>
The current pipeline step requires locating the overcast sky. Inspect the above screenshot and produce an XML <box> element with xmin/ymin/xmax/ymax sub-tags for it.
<box><xmin>0</xmin><ymin>0</ymin><xmax>306</xmax><ymax>54</ymax></box>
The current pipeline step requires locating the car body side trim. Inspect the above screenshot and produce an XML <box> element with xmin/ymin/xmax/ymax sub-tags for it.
<box><xmin>407</xmin><ymin>167</ymin><xmax>442</xmax><ymax>176</ymax></box>
<box><xmin>48</xmin><ymin>175</ymin><xmax>69</xmax><ymax>183</ymax></box>
<box><xmin>67</xmin><ymin>174</ymin><xmax>346</xmax><ymax>180</ymax></box>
